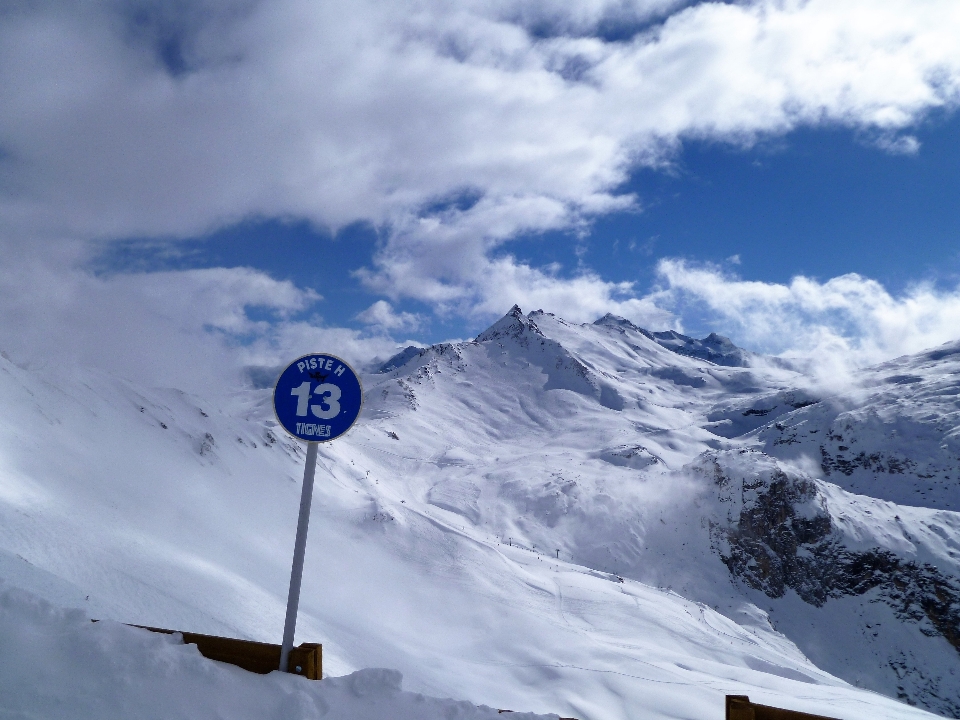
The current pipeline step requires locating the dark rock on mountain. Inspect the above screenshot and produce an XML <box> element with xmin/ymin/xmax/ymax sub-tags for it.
<box><xmin>696</xmin><ymin>450</ymin><xmax>960</xmax><ymax>717</ymax></box>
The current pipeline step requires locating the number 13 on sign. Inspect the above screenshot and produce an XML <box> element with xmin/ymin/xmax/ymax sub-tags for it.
<box><xmin>289</xmin><ymin>382</ymin><xmax>342</xmax><ymax>419</ymax></box>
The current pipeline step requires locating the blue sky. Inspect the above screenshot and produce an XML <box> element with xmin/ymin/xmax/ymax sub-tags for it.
<box><xmin>98</xmin><ymin>111</ymin><xmax>960</xmax><ymax>344</ymax></box>
<box><xmin>4</xmin><ymin>0</ymin><xmax>960</xmax><ymax>386</ymax></box>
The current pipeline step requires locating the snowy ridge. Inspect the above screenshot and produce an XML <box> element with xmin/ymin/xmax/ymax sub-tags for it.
<box><xmin>377</xmin><ymin>346</ymin><xmax>425</xmax><ymax>374</ymax></box>
<box><xmin>592</xmin><ymin>313</ymin><xmax>753</xmax><ymax>367</ymax></box>
<box><xmin>1</xmin><ymin>307</ymin><xmax>958</xmax><ymax>719</ymax></box>
<box><xmin>755</xmin><ymin>339</ymin><xmax>960</xmax><ymax>509</ymax></box>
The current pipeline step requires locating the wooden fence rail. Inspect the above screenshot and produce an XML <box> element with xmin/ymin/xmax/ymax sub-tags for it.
<box><xmin>134</xmin><ymin>625</ymin><xmax>322</xmax><ymax>679</ymax></box>
<box><xmin>727</xmin><ymin>695</ymin><xmax>840</xmax><ymax>720</ymax></box>
<box><xmin>94</xmin><ymin>622</ymin><xmax>850</xmax><ymax>719</ymax></box>
<box><xmin>91</xmin><ymin>621</ymin><xmax>322</xmax><ymax>679</ymax></box>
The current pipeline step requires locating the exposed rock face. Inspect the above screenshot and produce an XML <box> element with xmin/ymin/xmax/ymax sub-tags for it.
<box><xmin>716</xmin><ymin>464</ymin><xmax>959</xmax><ymax>629</ymax></box>
<box><xmin>693</xmin><ymin>450</ymin><xmax>960</xmax><ymax>717</ymax></box>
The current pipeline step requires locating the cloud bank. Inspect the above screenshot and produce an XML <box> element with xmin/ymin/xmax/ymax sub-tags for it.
<box><xmin>0</xmin><ymin>248</ymin><xmax>397</xmax><ymax>392</ymax></box>
<box><xmin>649</xmin><ymin>259</ymin><xmax>960</xmax><ymax>378</ymax></box>
<box><xmin>4</xmin><ymin>0</ymin><xmax>960</xmax><ymax>306</ymax></box>
<box><xmin>3</xmin><ymin>0</ymin><xmax>960</xmax><ymax>381</ymax></box>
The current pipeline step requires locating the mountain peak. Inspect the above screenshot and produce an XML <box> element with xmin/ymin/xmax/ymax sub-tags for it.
<box><xmin>593</xmin><ymin>313</ymin><xmax>641</xmax><ymax>333</ymax></box>
<box><xmin>475</xmin><ymin>305</ymin><xmax>545</xmax><ymax>343</ymax></box>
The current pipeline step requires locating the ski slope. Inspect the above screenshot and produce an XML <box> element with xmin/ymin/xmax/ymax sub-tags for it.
<box><xmin>0</xmin><ymin>307</ymin><xmax>958</xmax><ymax>719</ymax></box>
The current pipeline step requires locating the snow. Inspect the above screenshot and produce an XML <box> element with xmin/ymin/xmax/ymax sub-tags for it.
<box><xmin>0</xmin><ymin>584</ymin><xmax>550</xmax><ymax>720</ymax></box>
<box><xmin>1</xmin><ymin>307</ymin><xmax>958</xmax><ymax>719</ymax></box>
<box><xmin>755</xmin><ymin>338</ymin><xmax>960</xmax><ymax>509</ymax></box>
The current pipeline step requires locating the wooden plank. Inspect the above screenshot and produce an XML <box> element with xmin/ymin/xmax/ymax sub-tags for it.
<box><xmin>727</xmin><ymin>695</ymin><xmax>840</xmax><ymax>720</ymax></box>
<box><xmin>290</xmin><ymin>642</ymin><xmax>322</xmax><ymax>680</ymax></box>
<box><xmin>124</xmin><ymin>623</ymin><xmax>322</xmax><ymax>679</ymax></box>
<box><xmin>727</xmin><ymin>695</ymin><xmax>755</xmax><ymax>720</ymax></box>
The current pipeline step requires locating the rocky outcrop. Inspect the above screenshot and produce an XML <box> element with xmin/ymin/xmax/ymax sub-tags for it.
<box><xmin>701</xmin><ymin>451</ymin><xmax>960</xmax><ymax>637</ymax></box>
<box><xmin>693</xmin><ymin>450</ymin><xmax>960</xmax><ymax>716</ymax></box>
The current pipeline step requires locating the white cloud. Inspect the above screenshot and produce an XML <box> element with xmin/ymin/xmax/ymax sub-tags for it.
<box><xmin>0</xmin><ymin>244</ymin><xmax>403</xmax><ymax>391</ymax></box>
<box><xmin>650</xmin><ymin>259</ymin><xmax>960</xmax><ymax>378</ymax></box>
<box><xmin>2</xmin><ymin>0</ymin><xmax>960</xmax><ymax>320</ymax></box>
<box><xmin>238</xmin><ymin>320</ymin><xmax>409</xmax><ymax>377</ymax></box>
<box><xmin>353</xmin><ymin>196</ymin><xmax>674</xmax><ymax>325</ymax></box>
<box><xmin>873</xmin><ymin>134</ymin><xmax>922</xmax><ymax>155</ymax></box>
<box><xmin>355</xmin><ymin>301</ymin><xmax>423</xmax><ymax>332</ymax></box>
<box><xmin>122</xmin><ymin>266</ymin><xmax>319</xmax><ymax>334</ymax></box>
<box><xmin>3</xmin><ymin>0</ymin><xmax>960</xmax><ymax>364</ymax></box>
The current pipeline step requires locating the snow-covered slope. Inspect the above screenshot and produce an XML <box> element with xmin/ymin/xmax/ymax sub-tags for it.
<box><xmin>0</xmin><ymin>307</ymin><xmax>958</xmax><ymax>719</ymax></box>
<box><xmin>593</xmin><ymin>312</ymin><xmax>754</xmax><ymax>367</ymax></box>
<box><xmin>695</xmin><ymin>450</ymin><xmax>960</xmax><ymax>716</ymax></box>
<box><xmin>753</xmin><ymin>340</ymin><xmax>960</xmax><ymax>510</ymax></box>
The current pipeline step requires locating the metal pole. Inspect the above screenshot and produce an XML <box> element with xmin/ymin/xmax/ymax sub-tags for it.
<box><xmin>279</xmin><ymin>441</ymin><xmax>319</xmax><ymax>672</ymax></box>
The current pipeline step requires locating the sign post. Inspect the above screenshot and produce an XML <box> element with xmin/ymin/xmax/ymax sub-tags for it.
<box><xmin>273</xmin><ymin>353</ymin><xmax>363</xmax><ymax>673</ymax></box>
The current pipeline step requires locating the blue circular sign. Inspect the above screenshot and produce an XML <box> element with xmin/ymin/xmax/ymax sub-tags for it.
<box><xmin>273</xmin><ymin>353</ymin><xmax>363</xmax><ymax>442</ymax></box>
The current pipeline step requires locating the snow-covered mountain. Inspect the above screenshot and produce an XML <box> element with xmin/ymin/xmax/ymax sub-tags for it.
<box><xmin>1</xmin><ymin>307</ymin><xmax>958</xmax><ymax>719</ymax></box>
